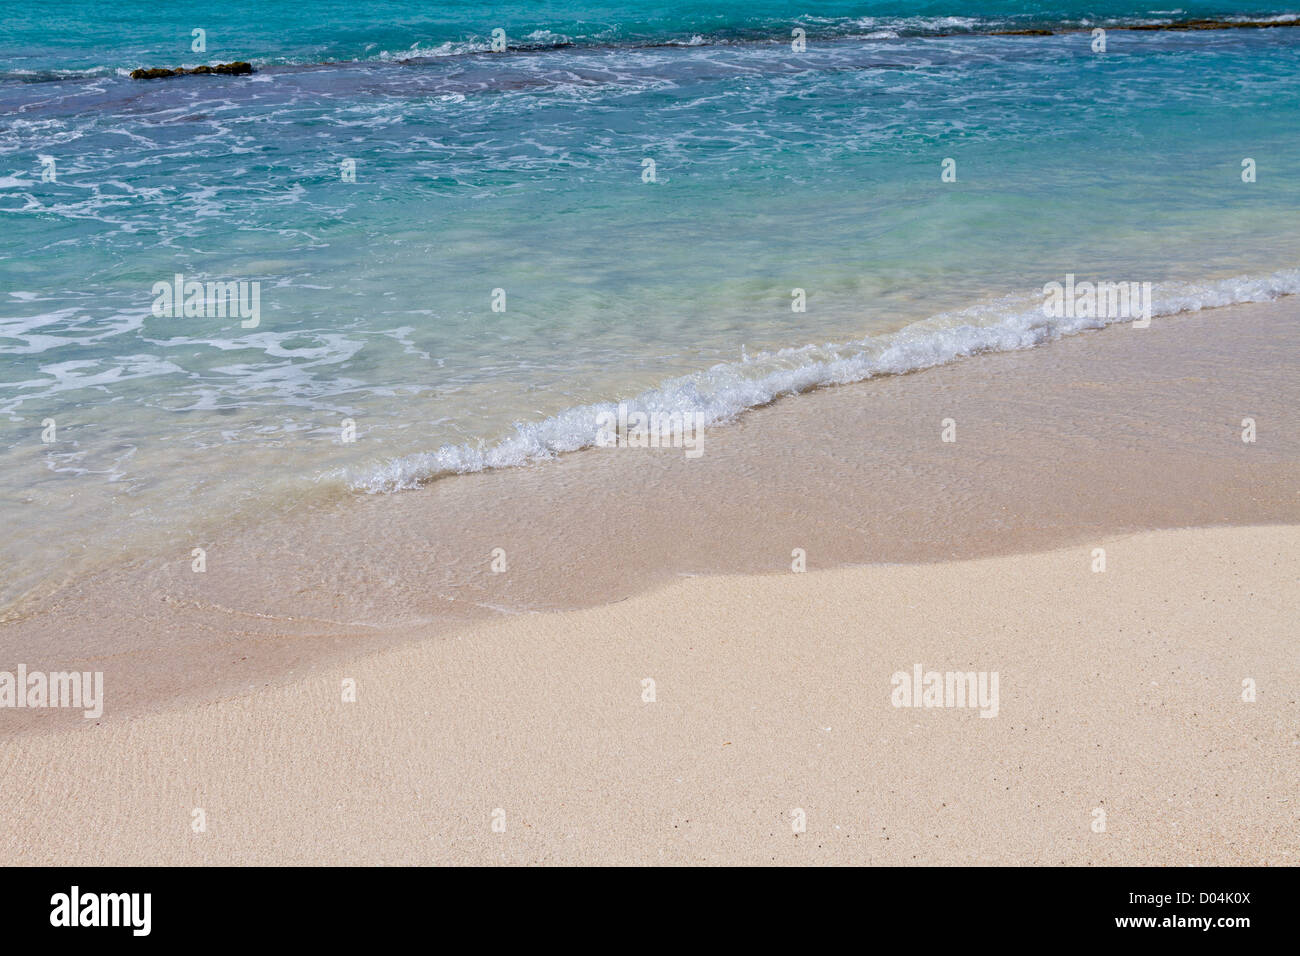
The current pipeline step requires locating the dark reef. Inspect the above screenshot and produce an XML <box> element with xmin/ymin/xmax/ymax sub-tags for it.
<box><xmin>130</xmin><ymin>62</ymin><xmax>253</xmax><ymax>80</ymax></box>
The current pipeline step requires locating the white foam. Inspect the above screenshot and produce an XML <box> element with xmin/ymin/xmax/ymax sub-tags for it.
<box><xmin>349</xmin><ymin>269</ymin><xmax>1300</xmax><ymax>493</ymax></box>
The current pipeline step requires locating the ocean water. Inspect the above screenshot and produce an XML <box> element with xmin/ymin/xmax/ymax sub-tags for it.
<box><xmin>2</xmin><ymin>3</ymin><xmax>1299</xmax><ymax>613</ymax></box>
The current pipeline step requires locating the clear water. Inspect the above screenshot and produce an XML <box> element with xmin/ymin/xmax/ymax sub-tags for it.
<box><xmin>2</xmin><ymin>3</ymin><xmax>1299</xmax><ymax>612</ymax></box>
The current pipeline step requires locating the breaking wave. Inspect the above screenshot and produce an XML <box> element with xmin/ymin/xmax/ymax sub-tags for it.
<box><xmin>349</xmin><ymin>269</ymin><xmax>1300</xmax><ymax>492</ymax></box>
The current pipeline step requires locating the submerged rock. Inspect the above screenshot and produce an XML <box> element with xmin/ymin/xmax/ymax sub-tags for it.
<box><xmin>129</xmin><ymin>62</ymin><xmax>253</xmax><ymax>80</ymax></box>
<box><xmin>1127</xmin><ymin>18</ymin><xmax>1292</xmax><ymax>31</ymax></box>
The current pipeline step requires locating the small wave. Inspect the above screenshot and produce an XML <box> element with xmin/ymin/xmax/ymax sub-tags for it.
<box><xmin>1226</xmin><ymin>13</ymin><xmax>1300</xmax><ymax>24</ymax></box>
<box><xmin>347</xmin><ymin>269</ymin><xmax>1300</xmax><ymax>493</ymax></box>
<box><xmin>33</xmin><ymin>12</ymin><xmax>1295</xmax><ymax>81</ymax></box>
<box><xmin>0</xmin><ymin>65</ymin><xmax>122</xmax><ymax>83</ymax></box>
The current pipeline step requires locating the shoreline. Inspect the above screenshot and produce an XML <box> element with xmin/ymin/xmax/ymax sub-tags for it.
<box><xmin>1</xmin><ymin>295</ymin><xmax>1297</xmax><ymax>733</ymax></box>
<box><xmin>2</xmin><ymin>523</ymin><xmax>1296</xmax><ymax>864</ymax></box>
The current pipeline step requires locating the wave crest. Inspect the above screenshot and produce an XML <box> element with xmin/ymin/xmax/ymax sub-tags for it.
<box><xmin>347</xmin><ymin>269</ymin><xmax>1300</xmax><ymax>493</ymax></box>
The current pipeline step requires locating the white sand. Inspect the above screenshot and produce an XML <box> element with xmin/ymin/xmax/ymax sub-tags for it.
<box><xmin>2</xmin><ymin>524</ymin><xmax>1295</xmax><ymax>865</ymax></box>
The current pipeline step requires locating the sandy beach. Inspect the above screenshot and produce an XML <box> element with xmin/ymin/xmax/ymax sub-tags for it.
<box><xmin>1</xmin><ymin>523</ymin><xmax>1296</xmax><ymax>865</ymax></box>
<box><xmin>1</xmin><ymin>295</ymin><xmax>1297</xmax><ymax>865</ymax></box>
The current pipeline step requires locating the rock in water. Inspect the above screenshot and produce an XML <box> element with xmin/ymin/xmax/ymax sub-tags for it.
<box><xmin>130</xmin><ymin>62</ymin><xmax>253</xmax><ymax>80</ymax></box>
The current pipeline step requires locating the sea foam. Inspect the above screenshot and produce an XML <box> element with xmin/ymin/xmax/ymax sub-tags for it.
<box><xmin>349</xmin><ymin>269</ymin><xmax>1300</xmax><ymax>493</ymax></box>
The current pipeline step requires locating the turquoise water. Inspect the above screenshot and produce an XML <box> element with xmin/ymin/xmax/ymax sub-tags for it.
<box><xmin>2</xmin><ymin>4</ymin><xmax>1299</xmax><ymax>610</ymax></box>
